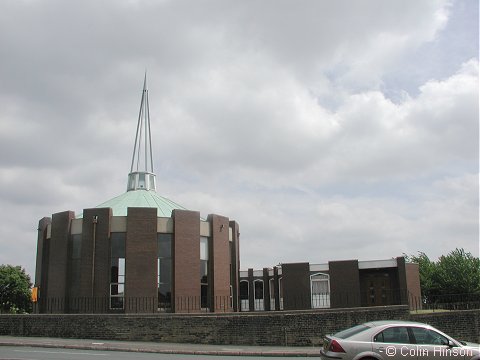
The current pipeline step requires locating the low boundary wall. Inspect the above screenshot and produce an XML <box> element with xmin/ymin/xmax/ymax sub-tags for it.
<box><xmin>410</xmin><ymin>309</ymin><xmax>479</xmax><ymax>344</ymax></box>
<box><xmin>1</xmin><ymin>306</ymin><xmax>478</xmax><ymax>346</ymax></box>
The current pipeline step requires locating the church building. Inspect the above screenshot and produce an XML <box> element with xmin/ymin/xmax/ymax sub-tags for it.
<box><xmin>34</xmin><ymin>77</ymin><xmax>240</xmax><ymax>313</ymax></box>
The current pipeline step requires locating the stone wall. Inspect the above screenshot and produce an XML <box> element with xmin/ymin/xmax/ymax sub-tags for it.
<box><xmin>410</xmin><ymin>309</ymin><xmax>480</xmax><ymax>344</ymax></box>
<box><xmin>1</xmin><ymin>307</ymin><xmax>478</xmax><ymax>346</ymax></box>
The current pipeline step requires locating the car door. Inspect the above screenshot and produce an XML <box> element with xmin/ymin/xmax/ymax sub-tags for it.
<box><xmin>373</xmin><ymin>326</ymin><xmax>417</xmax><ymax>360</ymax></box>
<box><xmin>408</xmin><ymin>326</ymin><xmax>461</xmax><ymax>360</ymax></box>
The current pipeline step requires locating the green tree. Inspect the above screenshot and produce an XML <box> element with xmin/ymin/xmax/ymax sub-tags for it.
<box><xmin>406</xmin><ymin>248</ymin><xmax>480</xmax><ymax>302</ymax></box>
<box><xmin>0</xmin><ymin>264</ymin><xmax>32</xmax><ymax>313</ymax></box>
<box><xmin>434</xmin><ymin>248</ymin><xmax>480</xmax><ymax>295</ymax></box>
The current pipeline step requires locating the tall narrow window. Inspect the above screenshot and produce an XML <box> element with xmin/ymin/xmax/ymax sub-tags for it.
<box><xmin>200</xmin><ymin>236</ymin><xmax>209</xmax><ymax>310</ymax></box>
<box><xmin>157</xmin><ymin>234</ymin><xmax>172</xmax><ymax>311</ymax></box>
<box><xmin>311</xmin><ymin>273</ymin><xmax>330</xmax><ymax>308</ymax></box>
<box><xmin>278</xmin><ymin>277</ymin><xmax>284</xmax><ymax>310</ymax></box>
<box><xmin>269</xmin><ymin>278</ymin><xmax>276</xmax><ymax>310</ymax></box>
<box><xmin>240</xmin><ymin>280</ymin><xmax>249</xmax><ymax>311</ymax></box>
<box><xmin>110</xmin><ymin>233</ymin><xmax>126</xmax><ymax>309</ymax></box>
<box><xmin>254</xmin><ymin>280</ymin><xmax>264</xmax><ymax>311</ymax></box>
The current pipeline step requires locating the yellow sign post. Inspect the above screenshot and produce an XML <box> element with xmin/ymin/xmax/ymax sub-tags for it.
<box><xmin>31</xmin><ymin>287</ymin><xmax>38</xmax><ymax>303</ymax></box>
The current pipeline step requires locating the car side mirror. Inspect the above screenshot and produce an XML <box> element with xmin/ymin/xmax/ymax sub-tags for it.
<box><xmin>447</xmin><ymin>340</ymin><xmax>455</xmax><ymax>348</ymax></box>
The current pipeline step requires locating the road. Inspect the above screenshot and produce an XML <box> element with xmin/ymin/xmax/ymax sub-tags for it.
<box><xmin>0</xmin><ymin>346</ymin><xmax>311</xmax><ymax>360</ymax></box>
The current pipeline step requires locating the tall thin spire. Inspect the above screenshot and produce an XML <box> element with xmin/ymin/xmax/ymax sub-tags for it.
<box><xmin>127</xmin><ymin>73</ymin><xmax>157</xmax><ymax>192</ymax></box>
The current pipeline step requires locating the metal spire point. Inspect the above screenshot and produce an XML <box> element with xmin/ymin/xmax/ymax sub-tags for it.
<box><xmin>127</xmin><ymin>73</ymin><xmax>157</xmax><ymax>192</ymax></box>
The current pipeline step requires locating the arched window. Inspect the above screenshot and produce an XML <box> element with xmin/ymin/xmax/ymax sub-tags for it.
<box><xmin>253</xmin><ymin>279</ymin><xmax>264</xmax><ymax>311</ymax></box>
<box><xmin>240</xmin><ymin>280</ymin><xmax>249</xmax><ymax>311</ymax></box>
<box><xmin>310</xmin><ymin>273</ymin><xmax>330</xmax><ymax>308</ymax></box>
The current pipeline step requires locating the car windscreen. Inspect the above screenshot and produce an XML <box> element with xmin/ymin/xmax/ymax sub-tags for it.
<box><xmin>334</xmin><ymin>324</ymin><xmax>371</xmax><ymax>339</ymax></box>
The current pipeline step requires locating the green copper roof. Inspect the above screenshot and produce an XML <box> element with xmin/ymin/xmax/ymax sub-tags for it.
<box><xmin>98</xmin><ymin>189</ymin><xmax>187</xmax><ymax>217</ymax></box>
<box><xmin>87</xmin><ymin>189</ymin><xmax>187</xmax><ymax>217</ymax></box>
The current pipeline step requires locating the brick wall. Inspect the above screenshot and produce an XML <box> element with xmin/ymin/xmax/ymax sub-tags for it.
<box><xmin>282</xmin><ymin>263</ymin><xmax>311</xmax><ymax>310</ymax></box>
<box><xmin>172</xmin><ymin>210</ymin><xmax>201</xmax><ymax>312</ymax></box>
<box><xmin>329</xmin><ymin>260</ymin><xmax>361</xmax><ymax>308</ymax></box>
<box><xmin>1</xmin><ymin>307</ymin><xmax>477</xmax><ymax>346</ymax></box>
<box><xmin>209</xmin><ymin>214</ymin><xmax>231</xmax><ymax>312</ymax></box>
<box><xmin>46</xmin><ymin>211</ymin><xmax>75</xmax><ymax>311</ymax></box>
<box><xmin>125</xmin><ymin>207</ymin><xmax>158</xmax><ymax>313</ymax></box>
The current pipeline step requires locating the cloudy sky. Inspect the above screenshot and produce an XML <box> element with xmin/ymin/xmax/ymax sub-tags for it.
<box><xmin>0</xmin><ymin>0</ymin><xmax>478</xmax><ymax>280</ymax></box>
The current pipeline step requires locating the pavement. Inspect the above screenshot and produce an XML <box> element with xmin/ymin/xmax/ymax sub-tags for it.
<box><xmin>0</xmin><ymin>336</ymin><xmax>321</xmax><ymax>357</ymax></box>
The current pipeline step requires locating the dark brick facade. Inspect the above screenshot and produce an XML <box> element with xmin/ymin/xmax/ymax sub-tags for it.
<box><xmin>282</xmin><ymin>262</ymin><xmax>311</xmax><ymax>310</ymax></box>
<box><xmin>36</xmin><ymin>205</ymin><xmax>240</xmax><ymax>314</ymax></box>
<box><xmin>46</xmin><ymin>211</ymin><xmax>75</xmax><ymax>312</ymax></box>
<box><xmin>79</xmin><ymin>208</ymin><xmax>112</xmax><ymax>303</ymax></box>
<box><xmin>229</xmin><ymin>221</ymin><xmax>240</xmax><ymax>311</ymax></box>
<box><xmin>125</xmin><ymin>207</ymin><xmax>158</xmax><ymax>313</ymax></box>
<box><xmin>406</xmin><ymin>263</ymin><xmax>421</xmax><ymax>308</ymax></box>
<box><xmin>35</xmin><ymin>217</ymin><xmax>51</xmax><ymax>301</ymax></box>
<box><xmin>329</xmin><ymin>260</ymin><xmax>361</xmax><ymax>308</ymax></box>
<box><xmin>209</xmin><ymin>214</ymin><xmax>231</xmax><ymax>312</ymax></box>
<box><xmin>172</xmin><ymin>209</ymin><xmax>201</xmax><ymax>312</ymax></box>
<box><xmin>2</xmin><ymin>307</ymin><xmax>478</xmax><ymax>345</ymax></box>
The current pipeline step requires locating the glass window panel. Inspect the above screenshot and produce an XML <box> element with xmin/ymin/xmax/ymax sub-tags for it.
<box><xmin>149</xmin><ymin>174</ymin><xmax>156</xmax><ymax>190</ymax></box>
<box><xmin>200</xmin><ymin>237</ymin><xmax>209</xmax><ymax>260</ymax></box>
<box><xmin>138</xmin><ymin>173</ymin><xmax>145</xmax><ymax>188</ymax></box>
<box><xmin>158</xmin><ymin>287</ymin><xmax>171</xmax><ymax>305</ymax></box>
<box><xmin>157</xmin><ymin>234</ymin><xmax>172</xmax><ymax>258</ymax></box>
<box><xmin>376</xmin><ymin>327</ymin><xmax>410</xmax><ymax>344</ymax></box>
<box><xmin>110</xmin><ymin>284</ymin><xmax>119</xmax><ymax>296</ymax></box>
<box><xmin>269</xmin><ymin>279</ymin><xmax>275</xmax><ymax>299</ymax></box>
<box><xmin>117</xmin><ymin>284</ymin><xmax>124</xmax><ymax>295</ymax></box>
<box><xmin>110</xmin><ymin>297</ymin><xmax>124</xmax><ymax>309</ymax></box>
<box><xmin>201</xmin><ymin>284</ymin><xmax>208</xmax><ymax>308</ymax></box>
<box><xmin>118</xmin><ymin>258</ymin><xmax>125</xmax><ymax>276</ymax></box>
<box><xmin>159</xmin><ymin>258</ymin><xmax>172</xmax><ymax>283</ymax></box>
<box><xmin>111</xmin><ymin>262</ymin><xmax>118</xmax><ymax>282</ymax></box>
<box><xmin>200</xmin><ymin>260</ymin><xmax>208</xmax><ymax>284</ymax></box>
<box><xmin>312</xmin><ymin>280</ymin><xmax>329</xmax><ymax>294</ymax></box>
<box><xmin>240</xmin><ymin>281</ymin><xmax>249</xmax><ymax>300</ymax></box>
<box><xmin>111</xmin><ymin>233</ymin><xmax>126</xmax><ymax>258</ymax></box>
<box><xmin>254</xmin><ymin>281</ymin><xmax>264</xmax><ymax>299</ymax></box>
<box><xmin>71</xmin><ymin>235</ymin><xmax>82</xmax><ymax>259</ymax></box>
<box><xmin>410</xmin><ymin>327</ymin><xmax>449</xmax><ymax>345</ymax></box>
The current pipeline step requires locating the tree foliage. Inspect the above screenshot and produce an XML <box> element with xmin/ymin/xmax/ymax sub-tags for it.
<box><xmin>405</xmin><ymin>248</ymin><xmax>480</xmax><ymax>299</ymax></box>
<box><xmin>0</xmin><ymin>264</ymin><xmax>32</xmax><ymax>313</ymax></box>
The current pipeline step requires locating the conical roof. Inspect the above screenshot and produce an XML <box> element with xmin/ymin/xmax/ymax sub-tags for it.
<box><xmin>94</xmin><ymin>189</ymin><xmax>187</xmax><ymax>217</ymax></box>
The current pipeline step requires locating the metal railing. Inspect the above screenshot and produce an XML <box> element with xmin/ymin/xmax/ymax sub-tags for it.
<box><xmin>25</xmin><ymin>292</ymin><xmax>480</xmax><ymax>314</ymax></box>
<box><xmin>409</xmin><ymin>292</ymin><xmax>480</xmax><ymax>312</ymax></box>
<box><xmin>31</xmin><ymin>296</ymin><xmax>234</xmax><ymax>314</ymax></box>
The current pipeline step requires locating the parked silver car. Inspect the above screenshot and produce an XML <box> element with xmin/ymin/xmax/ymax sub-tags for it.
<box><xmin>321</xmin><ymin>320</ymin><xmax>479</xmax><ymax>360</ymax></box>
